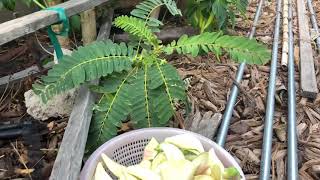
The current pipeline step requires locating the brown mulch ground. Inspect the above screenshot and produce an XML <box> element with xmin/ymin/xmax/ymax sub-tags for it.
<box><xmin>172</xmin><ymin>0</ymin><xmax>320</xmax><ymax>179</ymax></box>
<box><xmin>0</xmin><ymin>33</ymin><xmax>52</xmax><ymax>77</ymax></box>
<box><xmin>0</xmin><ymin>78</ymin><xmax>67</xmax><ymax>179</ymax></box>
<box><xmin>0</xmin><ymin>30</ymin><xmax>62</xmax><ymax>179</ymax></box>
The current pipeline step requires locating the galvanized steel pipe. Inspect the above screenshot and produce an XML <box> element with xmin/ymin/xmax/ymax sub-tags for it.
<box><xmin>287</xmin><ymin>0</ymin><xmax>299</xmax><ymax>179</ymax></box>
<box><xmin>216</xmin><ymin>0</ymin><xmax>265</xmax><ymax>147</ymax></box>
<box><xmin>307</xmin><ymin>0</ymin><xmax>320</xmax><ymax>53</ymax></box>
<box><xmin>259</xmin><ymin>0</ymin><xmax>282</xmax><ymax>179</ymax></box>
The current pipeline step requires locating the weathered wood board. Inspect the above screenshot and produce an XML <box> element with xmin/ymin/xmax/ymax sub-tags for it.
<box><xmin>0</xmin><ymin>0</ymin><xmax>110</xmax><ymax>45</ymax></box>
<box><xmin>0</xmin><ymin>63</ymin><xmax>53</xmax><ymax>88</ymax></box>
<box><xmin>49</xmin><ymin>9</ymin><xmax>114</xmax><ymax>180</ymax></box>
<box><xmin>296</xmin><ymin>0</ymin><xmax>318</xmax><ymax>98</ymax></box>
<box><xmin>97</xmin><ymin>9</ymin><xmax>114</xmax><ymax>41</ymax></box>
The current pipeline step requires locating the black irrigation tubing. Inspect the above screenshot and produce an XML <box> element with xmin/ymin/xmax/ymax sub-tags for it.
<box><xmin>259</xmin><ymin>0</ymin><xmax>282</xmax><ymax>178</ymax></box>
<box><xmin>307</xmin><ymin>0</ymin><xmax>320</xmax><ymax>53</ymax></box>
<box><xmin>287</xmin><ymin>0</ymin><xmax>299</xmax><ymax>179</ymax></box>
<box><xmin>215</xmin><ymin>0</ymin><xmax>265</xmax><ymax>147</ymax></box>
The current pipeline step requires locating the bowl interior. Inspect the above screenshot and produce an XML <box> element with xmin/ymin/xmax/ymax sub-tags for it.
<box><xmin>80</xmin><ymin>128</ymin><xmax>245</xmax><ymax>180</ymax></box>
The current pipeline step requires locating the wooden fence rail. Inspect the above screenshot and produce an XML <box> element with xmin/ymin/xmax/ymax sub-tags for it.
<box><xmin>0</xmin><ymin>0</ymin><xmax>110</xmax><ymax>45</ymax></box>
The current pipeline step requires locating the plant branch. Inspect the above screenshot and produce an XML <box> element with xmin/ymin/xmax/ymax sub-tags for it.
<box><xmin>32</xmin><ymin>0</ymin><xmax>46</xmax><ymax>9</ymax></box>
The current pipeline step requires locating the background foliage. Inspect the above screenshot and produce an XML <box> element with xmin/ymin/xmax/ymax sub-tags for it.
<box><xmin>185</xmin><ymin>0</ymin><xmax>248</xmax><ymax>32</ymax></box>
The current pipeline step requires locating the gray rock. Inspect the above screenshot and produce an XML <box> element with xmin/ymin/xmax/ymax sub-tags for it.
<box><xmin>24</xmin><ymin>89</ymin><xmax>78</xmax><ymax>121</ymax></box>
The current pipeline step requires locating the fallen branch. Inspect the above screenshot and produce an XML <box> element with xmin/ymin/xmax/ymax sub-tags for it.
<box><xmin>0</xmin><ymin>45</ymin><xmax>28</xmax><ymax>64</ymax></box>
<box><xmin>112</xmin><ymin>26</ymin><xmax>199</xmax><ymax>43</ymax></box>
<box><xmin>0</xmin><ymin>62</ymin><xmax>53</xmax><ymax>88</ymax></box>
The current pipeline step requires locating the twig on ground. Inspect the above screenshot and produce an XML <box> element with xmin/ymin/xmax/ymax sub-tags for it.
<box><xmin>10</xmin><ymin>142</ymin><xmax>33</xmax><ymax>180</ymax></box>
<box><xmin>34</xmin><ymin>32</ymin><xmax>53</xmax><ymax>56</ymax></box>
<box><xmin>174</xmin><ymin>111</ymin><xmax>185</xmax><ymax>129</ymax></box>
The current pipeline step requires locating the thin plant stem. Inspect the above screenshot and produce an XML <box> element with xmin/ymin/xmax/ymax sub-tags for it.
<box><xmin>32</xmin><ymin>0</ymin><xmax>46</xmax><ymax>9</ymax></box>
<box><xmin>43</xmin><ymin>0</ymin><xmax>49</xmax><ymax>7</ymax></box>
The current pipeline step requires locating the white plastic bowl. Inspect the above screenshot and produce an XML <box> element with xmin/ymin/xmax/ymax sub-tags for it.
<box><xmin>80</xmin><ymin>127</ymin><xmax>245</xmax><ymax>180</ymax></box>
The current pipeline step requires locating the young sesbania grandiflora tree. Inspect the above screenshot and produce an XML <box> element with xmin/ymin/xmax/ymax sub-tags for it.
<box><xmin>32</xmin><ymin>0</ymin><xmax>270</xmax><ymax>152</ymax></box>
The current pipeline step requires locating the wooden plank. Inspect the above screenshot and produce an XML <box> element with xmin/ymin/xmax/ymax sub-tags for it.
<box><xmin>49</xmin><ymin>9</ymin><xmax>114</xmax><ymax>180</ymax></box>
<box><xmin>297</xmin><ymin>0</ymin><xmax>318</xmax><ymax>98</ymax></box>
<box><xmin>49</xmin><ymin>86</ymin><xmax>96</xmax><ymax>180</ymax></box>
<box><xmin>97</xmin><ymin>8</ymin><xmax>114</xmax><ymax>40</ymax></box>
<box><xmin>0</xmin><ymin>0</ymin><xmax>110</xmax><ymax>45</ymax></box>
<box><xmin>0</xmin><ymin>63</ymin><xmax>53</xmax><ymax>87</ymax></box>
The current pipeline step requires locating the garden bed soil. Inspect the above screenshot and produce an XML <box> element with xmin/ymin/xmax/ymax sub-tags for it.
<box><xmin>173</xmin><ymin>0</ymin><xmax>320</xmax><ymax>179</ymax></box>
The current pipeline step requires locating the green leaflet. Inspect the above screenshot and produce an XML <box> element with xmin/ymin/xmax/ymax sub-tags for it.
<box><xmin>86</xmin><ymin>63</ymin><xmax>187</xmax><ymax>152</ymax></box>
<box><xmin>130</xmin><ymin>0</ymin><xmax>181</xmax><ymax>32</ymax></box>
<box><xmin>32</xmin><ymin>40</ymin><xmax>135</xmax><ymax>102</ymax></box>
<box><xmin>86</xmin><ymin>110</ymin><xmax>118</xmax><ymax>152</ymax></box>
<box><xmin>130</xmin><ymin>63</ymin><xmax>186</xmax><ymax>128</ymax></box>
<box><xmin>163</xmin><ymin>32</ymin><xmax>271</xmax><ymax>65</ymax></box>
<box><xmin>130</xmin><ymin>66</ymin><xmax>156</xmax><ymax>128</ymax></box>
<box><xmin>212</xmin><ymin>0</ymin><xmax>227</xmax><ymax>29</ymax></box>
<box><xmin>152</xmin><ymin>62</ymin><xmax>186</xmax><ymax>124</ymax></box>
<box><xmin>86</xmin><ymin>69</ymin><xmax>138</xmax><ymax>152</ymax></box>
<box><xmin>89</xmin><ymin>73</ymin><xmax>127</xmax><ymax>94</ymax></box>
<box><xmin>114</xmin><ymin>16</ymin><xmax>159</xmax><ymax>46</ymax></box>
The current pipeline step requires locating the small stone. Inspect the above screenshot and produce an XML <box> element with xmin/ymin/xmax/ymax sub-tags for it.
<box><xmin>24</xmin><ymin>89</ymin><xmax>78</xmax><ymax>121</ymax></box>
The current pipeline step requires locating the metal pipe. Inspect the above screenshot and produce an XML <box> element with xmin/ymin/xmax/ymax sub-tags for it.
<box><xmin>216</xmin><ymin>0</ymin><xmax>265</xmax><ymax>147</ymax></box>
<box><xmin>307</xmin><ymin>0</ymin><xmax>320</xmax><ymax>53</ymax></box>
<box><xmin>259</xmin><ymin>0</ymin><xmax>282</xmax><ymax>179</ymax></box>
<box><xmin>287</xmin><ymin>0</ymin><xmax>299</xmax><ymax>179</ymax></box>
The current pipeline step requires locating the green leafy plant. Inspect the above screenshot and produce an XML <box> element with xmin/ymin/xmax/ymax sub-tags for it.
<box><xmin>185</xmin><ymin>0</ymin><xmax>248</xmax><ymax>32</ymax></box>
<box><xmin>32</xmin><ymin>0</ymin><xmax>270</xmax><ymax>152</ymax></box>
<box><xmin>0</xmin><ymin>0</ymin><xmax>47</xmax><ymax>10</ymax></box>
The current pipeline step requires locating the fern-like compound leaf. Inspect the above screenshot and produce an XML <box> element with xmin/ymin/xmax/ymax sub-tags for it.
<box><xmin>131</xmin><ymin>0</ymin><xmax>181</xmax><ymax>31</ymax></box>
<box><xmin>88</xmin><ymin>73</ymin><xmax>127</xmax><ymax>94</ymax></box>
<box><xmin>86</xmin><ymin>69</ymin><xmax>138</xmax><ymax>151</ymax></box>
<box><xmin>32</xmin><ymin>40</ymin><xmax>135</xmax><ymax>102</ymax></box>
<box><xmin>163</xmin><ymin>32</ymin><xmax>271</xmax><ymax>65</ymax></box>
<box><xmin>152</xmin><ymin>62</ymin><xmax>186</xmax><ymax>123</ymax></box>
<box><xmin>130</xmin><ymin>62</ymin><xmax>186</xmax><ymax>128</ymax></box>
<box><xmin>114</xmin><ymin>16</ymin><xmax>159</xmax><ymax>46</ymax></box>
<box><xmin>86</xmin><ymin>110</ymin><xmax>118</xmax><ymax>153</ymax></box>
<box><xmin>130</xmin><ymin>66</ymin><xmax>159</xmax><ymax>128</ymax></box>
<box><xmin>86</xmin><ymin>62</ymin><xmax>187</xmax><ymax>151</ymax></box>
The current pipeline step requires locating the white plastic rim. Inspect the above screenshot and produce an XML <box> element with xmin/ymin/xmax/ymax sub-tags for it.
<box><xmin>80</xmin><ymin>127</ymin><xmax>245</xmax><ymax>180</ymax></box>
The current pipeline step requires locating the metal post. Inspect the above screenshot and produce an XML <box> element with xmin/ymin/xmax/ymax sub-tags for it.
<box><xmin>307</xmin><ymin>0</ymin><xmax>320</xmax><ymax>53</ymax></box>
<box><xmin>216</xmin><ymin>0</ymin><xmax>265</xmax><ymax>147</ymax></box>
<box><xmin>287</xmin><ymin>0</ymin><xmax>299</xmax><ymax>179</ymax></box>
<box><xmin>259</xmin><ymin>0</ymin><xmax>282</xmax><ymax>179</ymax></box>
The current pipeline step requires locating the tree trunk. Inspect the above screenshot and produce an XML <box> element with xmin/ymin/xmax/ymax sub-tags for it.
<box><xmin>80</xmin><ymin>9</ymin><xmax>97</xmax><ymax>45</ymax></box>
